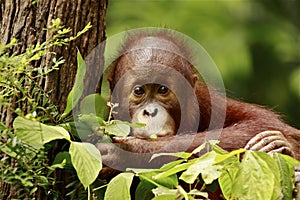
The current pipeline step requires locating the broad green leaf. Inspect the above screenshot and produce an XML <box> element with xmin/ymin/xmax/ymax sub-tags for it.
<box><xmin>231</xmin><ymin>151</ymin><xmax>281</xmax><ymax>200</ymax></box>
<box><xmin>218</xmin><ymin>165</ymin><xmax>239</xmax><ymax>199</ymax></box>
<box><xmin>105</xmin><ymin>121</ymin><xmax>130</xmax><ymax>137</ymax></box>
<box><xmin>279</xmin><ymin>154</ymin><xmax>300</xmax><ymax>166</ymax></box>
<box><xmin>104</xmin><ymin>173</ymin><xmax>134</xmax><ymax>200</ymax></box>
<box><xmin>135</xmin><ymin>180</ymin><xmax>155</xmax><ymax>200</ymax></box>
<box><xmin>153</xmin><ymin>162</ymin><xmax>192</xmax><ymax>180</ymax></box>
<box><xmin>80</xmin><ymin>94</ymin><xmax>109</xmax><ymax>119</ymax></box>
<box><xmin>69</xmin><ymin>142</ymin><xmax>102</xmax><ymax>189</ymax></box>
<box><xmin>180</xmin><ymin>151</ymin><xmax>218</xmax><ymax>184</ymax></box>
<box><xmin>138</xmin><ymin>174</ymin><xmax>168</xmax><ymax>189</ymax></box>
<box><xmin>273</xmin><ymin>154</ymin><xmax>294</xmax><ymax>200</ymax></box>
<box><xmin>214</xmin><ymin>149</ymin><xmax>246</xmax><ymax>164</ymax></box>
<box><xmin>68</xmin><ymin>121</ymin><xmax>93</xmax><ymax>140</ymax></box>
<box><xmin>62</xmin><ymin>51</ymin><xmax>86</xmax><ymax>118</ymax></box>
<box><xmin>140</xmin><ymin>171</ymin><xmax>178</xmax><ymax>189</ymax></box>
<box><xmin>212</xmin><ymin>144</ymin><xmax>229</xmax><ymax>155</ymax></box>
<box><xmin>159</xmin><ymin>160</ymin><xmax>185</xmax><ymax>171</ymax></box>
<box><xmin>201</xmin><ymin>165</ymin><xmax>222</xmax><ymax>184</ymax></box>
<box><xmin>71</xmin><ymin>114</ymin><xmax>106</xmax><ymax>140</ymax></box>
<box><xmin>151</xmin><ymin>152</ymin><xmax>192</xmax><ymax>161</ymax></box>
<box><xmin>13</xmin><ymin>117</ymin><xmax>70</xmax><ymax>149</ymax></box>
<box><xmin>78</xmin><ymin>114</ymin><xmax>105</xmax><ymax>130</ymax></box>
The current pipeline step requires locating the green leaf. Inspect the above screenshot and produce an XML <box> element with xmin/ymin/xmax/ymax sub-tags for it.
<box><xmin>0</xmin><ymin>146</ymin><xmax>17</xmax><ymax>158</ymax></box>
<box><xmin>279</xmin><ymin>154</ymin><xmax>300</xmax><ymax>166</ymax></box>
<box><xmin>273</xmin><ymin>154</ymin><xmax>294</xmax><ymax>200</ymax></box>
<box><xmin>180</xmin><ymin>151</ymin><xmax>219</xmax><ymax>184</ymax></box>
<box><xmin>140</xmin><ymin>171</ymin><xmax>178</xmax><ymax>189</ymax></box>
<box><xmin>13</xmin><ymin>117</ymin><xmax>70</xmax><ymax>149</ymax></box>
<box><xmin>188</xmin><ymin>189</ymin><xmax>208</xmax><ymax>198</ymax></box>
<box><xmin>212</xmin><ymin>144</ymin><xmax>229</xmax><ymax>155</ymax></box>
<box><xmin>214</xmin><ymin>148</ymin><xmax>246</xmax><ymax>164</ymax></box>
<box><xmin>62</xmin><ymin>50</ymin><xmax>86</xmax><ymax>118</ymax></box>
<box><xmin>101</xmin><ymin>73</ymin><xmax>111</xmax><ymax>101</ymax></box>
<box><xmin>159</xmin><ymin>160</ymin><xmax>185</xmax><ymax>171</ymax></box>
<box><xmin>135</xmin><ymin>180</ymin><xmax>155</xmax><ymax>200</ymax></box>
<box><xmin>29</xmin><ymin>187</ymin><xmax>38</xmax><ymax>196</ymax></box>
<box><xmin>128</xmin><ymin>168</ymin><xmax>159</xmax><ymax>174</ymax></box>
<box><xmin>201</xmin><ymin>165</ymin><xmax>222</xmax><ymax>184</ymax></box>
<box><xmin>177</xmin><ymin>185</ymin><xmax>189</xmax><ymax>200</ymax></box>
<box><xmin>104</xmin><ymin>173</ymin><xmax>134</xmax><ymax>200</ymax></box>
<box><xmin>218</xmin><ymin>164</ymin><xmax>239</xmax><ymax>199</ymax></box>
<box><xmin>80</xmin><ymin>94</ymin><xmax>109</xmax><ymax>119</ymax></box>
<box><xmin>152</xmin><ymin>194</ymin><xmax>177</xmax><ymax>200</ymax></box>
<box><xmin>52</xmin><ymin>151</ymin><xmax>74</xmax><ymax>171</ymax></box>
<box><xmin>152</xmin><ymin>187</ymin><xmax>177</xmax><ymax>200</ymax></box>
<box><xmin>105</xmin><ymin>120</ymin><xmax>131</xmax><ymax>137</ymax></box>
<box><xmin>68</xmin><ymin>121</ymin><xmax>93</xmax><ymax>140</ymax></box>
<box><xmin>69</xmin><ymin>142</ymin><xmax>102</xmax><ymax>189</ymax></box>
<box><xmin>113</xmin><ymin>120</ymin><xmax>146</xmax><ymax>128</ymax></box>
<box><xmin>0</xmin><ymin>122</ymin><xmax>6</xmax><ymax>131</ymax></box>
<box><xmin>154</xmin><ymin>162</ymin><xmax>192</xmax><ymax>180</ymax></box>
<box><xmin>191</xmin><ymin>141</ymin><xmax>208</xmax><ymax>155</ymax></box>
<box><xmin>78</xmin><ymin>114</ymin><xmax>105</xmax><ymax>130</ymax></box>
<box><xmin>151</xmin><ymin>152</ymin><xmax>192</xmax><ymax>161</ymax></box>
<box><xmin>231</xmin><ymin>151</ymin><xmax>281</xmax><ymax>200</ymax></box>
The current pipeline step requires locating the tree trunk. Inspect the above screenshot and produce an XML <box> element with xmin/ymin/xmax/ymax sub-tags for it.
<box><xmin>0</xmin><ymin>0</ymin><xmax>107</xmax><ymax>198</ymax></box>
<box><xmin>0</xmin><ymin>0</ymin><xmax>107</xmax><ymax>126</ymax></box>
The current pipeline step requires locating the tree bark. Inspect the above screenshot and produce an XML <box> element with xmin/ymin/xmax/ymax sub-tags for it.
<box><xmin>0</xmin><ymin>0</ymin><xmax>107</xmax><ymax>198</ymax></box>
<box><xmin>0</xmin><ymin>0</ymin><xmax>107</xmax><ymax>125</ymax></box>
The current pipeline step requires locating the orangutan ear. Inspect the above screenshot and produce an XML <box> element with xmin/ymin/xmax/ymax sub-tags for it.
<box><xmin>105</xmin><ymin>60</ymin><xmax>118</xmax><ymax>91</ymax></box>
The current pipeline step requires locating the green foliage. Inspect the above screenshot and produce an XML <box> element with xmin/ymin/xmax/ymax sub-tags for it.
<box><xmin>3</xmin><ymin>43</ymin><xmax>141</xmax><ymax>198</ymax></box>
<box><xmin>0</xmin><ymin>129</ymin><xmax>63</xmax><ymax>198</ymax></box>
<box><xmin>0</xmin><ymin>18</ymin><xmax>92</xmax><ymax>123</ymax></box>
<box><xmin>104</xmin><ymin>173</ymin><xmax>134</xmax><ymax>200</ymax></box>
<box><xmin>80</xmin><ymin>93</ymin><xmax>109</xmax><ymax>118</ymax></box>
<box><xmin>61</xmin><ymin>53</ymin><xmax>144</xmax><ymax>141</ymax></box>
<box><xmin>110</xmin><ymin>142</ymin><xmax>299</xmax><ymax>200</ymax></box>
<box><xmin>62</xmin><ymin>51</ymin><xmax>86</xmax><ymax>119</ymax></box>
<box><xmin>69</xmin><ymin>142</ymin><xmax>102</xmax><ymax>189</ymax></box>
<box><xmin>2</xmin><ymin>12</ymin><xmax>299</xmax><ymax>199</ymax></box>
<box><xmin>13</xmin><ymin>116</ymin><xmax>102</xmax><ymax>189</ymax></box>
<box><xmin>225</xmin><ymin>152</ymin><xmax>281</xmax><ymax>199</ymax></box>
<box><xmin>4</xmin><ymin>49</ymin><xmax>299</xmax><ymax>200</ymax></box>
<box><xmin>14</xmin><ymin>117</ymin><xmax>70</xmax><ymax>149</ymax></box>
<box><xmin>273</xmin><ymin>154</ymin><xmax>298</xmax><ymax>200</ymax></box>
<box><xmin>0</xmin><ymin>19</ymin><xmax>93</xmax><ymax>198</ymax></box>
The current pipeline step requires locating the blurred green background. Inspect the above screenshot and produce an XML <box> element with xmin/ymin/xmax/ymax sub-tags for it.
<box><xmin>106</xmin><ymin>0</ymin><xmax>300</xmax><ymax>128</ymax></box>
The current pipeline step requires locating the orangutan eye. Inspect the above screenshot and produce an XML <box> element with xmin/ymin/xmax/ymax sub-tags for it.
<box><xmin>133</xmin><ymin>86</ymin><xmax>145</xmax><ymax>96</ymax></box>
<box><xmin>158</xmin><ymin>85</ymin><xmax>169</xmax><ymax>95</ymax></box>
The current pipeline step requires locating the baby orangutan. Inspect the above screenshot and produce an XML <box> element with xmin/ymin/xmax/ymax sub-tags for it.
<box><xmin>98</xmin><ymin>30</ymin><xmax>300</xmax><ymax>189</ymax></box>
